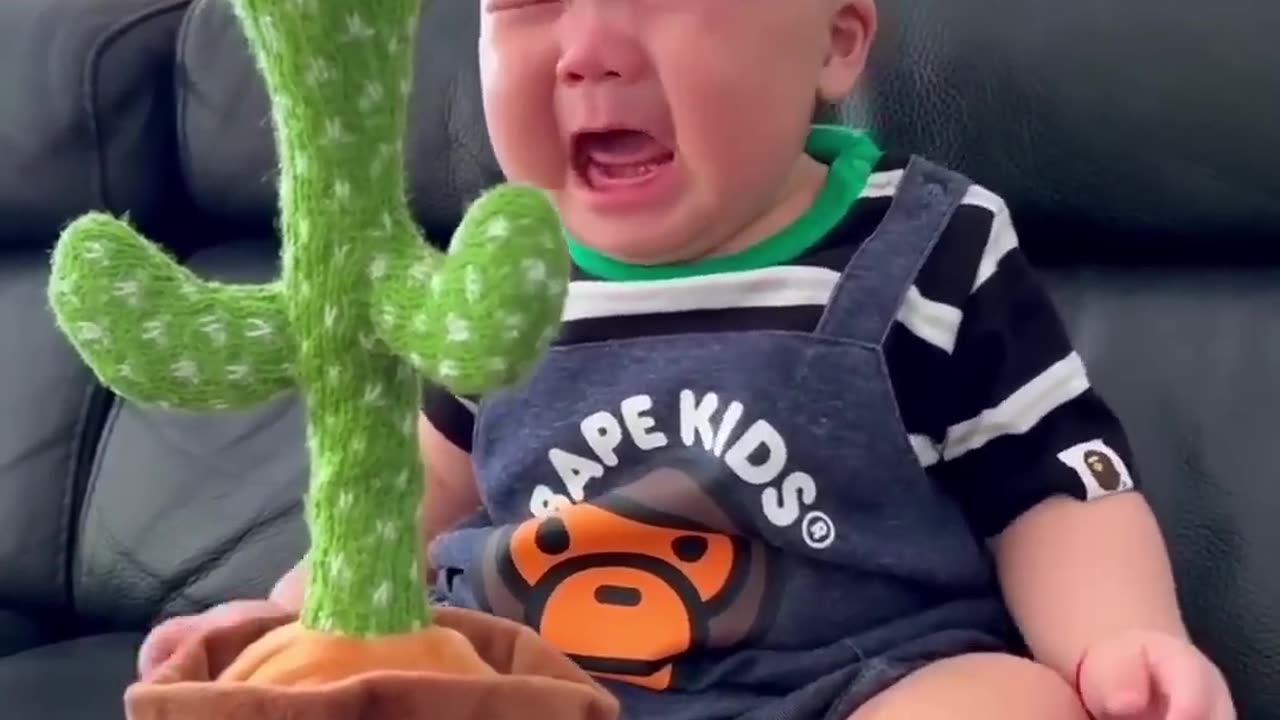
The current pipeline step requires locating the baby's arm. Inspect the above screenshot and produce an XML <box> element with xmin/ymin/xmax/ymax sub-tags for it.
<box><xmin>993</xmin><ymin>492</ymin><xmax>1184</xmax><ymax>678</ymax></box>
<box><xmin>915</xmin><ymin>189</ymin><xmax>1187</xmax><ymax>683</ymax></box>
<box><xmin>417</xmin><ymin>412</ymin><xmax>481</xmax><ymax>548</ymax></box>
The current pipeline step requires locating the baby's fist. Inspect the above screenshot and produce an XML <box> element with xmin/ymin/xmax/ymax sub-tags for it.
<box><xmin>1077</xmin><ymin>630</ymin><xmax>1234</xmax><ymax>720</ymax></box>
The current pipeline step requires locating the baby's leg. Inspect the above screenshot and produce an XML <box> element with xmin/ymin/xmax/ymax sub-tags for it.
<box><xmin>850</xmin><ymin>653</ymin><xmax>1088</xmax><ymax>720</ymax></box>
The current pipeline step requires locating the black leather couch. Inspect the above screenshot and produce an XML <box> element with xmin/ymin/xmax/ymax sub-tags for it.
<box><xmin>1</xmin><ymin>0</ymin><xmax>1276</xmax><ymax>718</ymax></box>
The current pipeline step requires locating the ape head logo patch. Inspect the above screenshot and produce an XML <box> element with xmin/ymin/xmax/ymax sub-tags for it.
<box><xmin>1057</xmin><ymin>439</ymin><xmax>1135</xmax><ymax>499</ymax></box>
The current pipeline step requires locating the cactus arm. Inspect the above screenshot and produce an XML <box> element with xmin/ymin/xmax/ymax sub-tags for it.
<box><xmin>47</xmin><ymin>212</ymin><xmax>295</xmax><ymax>409</ymax></box>
<box><xmin>370</xmin><ymin>185</ymin><xmax>570</xmax><ymax>397</ymax></box>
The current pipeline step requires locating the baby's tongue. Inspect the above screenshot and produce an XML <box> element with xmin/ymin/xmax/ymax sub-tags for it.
<box><xmin>581</xmin><ymin>129</ymin><xmax>670</xmax><ymax>165</ymax></box>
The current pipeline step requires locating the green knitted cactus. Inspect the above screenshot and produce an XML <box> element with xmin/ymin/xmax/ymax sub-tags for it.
<box><xmin>47</xmin><ymin>0</ymin><xmax>568</xmax><ymax>639</ymax></box>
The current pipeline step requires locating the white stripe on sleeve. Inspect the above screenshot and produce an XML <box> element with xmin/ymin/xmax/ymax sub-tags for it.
<box><xmin>941</xmin><ymin>352</ymin><xmax>1092</xmax><ymax>461</ymax></box>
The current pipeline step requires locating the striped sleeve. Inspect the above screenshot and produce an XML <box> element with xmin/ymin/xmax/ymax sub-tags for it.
<box><xmin>421</xmin><ymin>385</ymin><xmax>478</xmax><ymax>452</ymax></box>
<box><xmin>889</xmin><ymin>186</ymin><xmax>1141</xmax><ymax>537</ymax></box>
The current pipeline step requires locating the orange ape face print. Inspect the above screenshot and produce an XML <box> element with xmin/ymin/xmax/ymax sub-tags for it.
<box><xmin>479</xmin><ymin>465</ymin><xmax>778</xmax><ymax>690</ymax></box>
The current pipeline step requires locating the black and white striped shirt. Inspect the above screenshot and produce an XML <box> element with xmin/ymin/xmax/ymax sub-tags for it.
<box><xmin>424</xmin><ymin>153</ymin><xmax>1139</xmax><ymax>537</ymax></box>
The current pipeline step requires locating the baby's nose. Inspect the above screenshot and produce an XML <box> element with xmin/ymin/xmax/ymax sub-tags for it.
<box><xmin>556</xmin><ymin>8</ymin><xmax>645</xmax><ymax>86</ymax></box>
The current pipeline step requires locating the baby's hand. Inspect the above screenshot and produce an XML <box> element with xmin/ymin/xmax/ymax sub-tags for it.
<box><xmin>1077</xmin><ymin>630</ymin><xmax>1235</xmax><ymax>720</ymax></box>
<box><xmin>136</xmin><ymin>599</ymin><xmax>291</xmax><ymax>678</ymax></box>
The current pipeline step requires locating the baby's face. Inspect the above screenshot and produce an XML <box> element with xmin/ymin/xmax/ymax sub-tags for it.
<box><xmin>479</xmin><ymin>0</ymin><xmax>873</xmax><ymax>264</ymax></box>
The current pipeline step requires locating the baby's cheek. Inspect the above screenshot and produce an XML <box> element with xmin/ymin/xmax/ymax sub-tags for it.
<box><xmin>486</xmin><ymin>89</ymin><xmax>567</xmax><ymax>191</ymax></box>
<box><xmin>478</xmin><ymin>35</ymin><xmax>567</xmax><ymax>190</ymax></box>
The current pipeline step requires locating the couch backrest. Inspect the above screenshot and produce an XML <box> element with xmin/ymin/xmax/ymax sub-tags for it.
<box><xmin>849</xmin><ymin>0</ymin><xmax>1280</xmax><ymax>264</ymax></box>
<box><xmin>175</xmin><ymin>0</ymin><xmax>501</xmax><ymax>247</ymax></box>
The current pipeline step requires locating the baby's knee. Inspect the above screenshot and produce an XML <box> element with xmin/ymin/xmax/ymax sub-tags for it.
<box><xmin>852</xmin><ymin>652</ymin><xmax>1087</xmax><ymax>720</ymax></box>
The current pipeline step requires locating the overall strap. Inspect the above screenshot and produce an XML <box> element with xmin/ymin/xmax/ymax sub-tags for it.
<box><xmin>815</xmin><ymin>156</ymin><xmax>973</xmax><ymax>345</ymax></box>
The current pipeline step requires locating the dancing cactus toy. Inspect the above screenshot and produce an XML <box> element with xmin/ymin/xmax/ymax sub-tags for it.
<box><xmin>45</xmin><ymin>1</ymin><xmax>618</xmax><ymax>718</ymax></box>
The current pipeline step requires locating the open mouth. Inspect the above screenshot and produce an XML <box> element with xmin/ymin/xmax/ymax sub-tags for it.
<box><xmin>572</xmin><ymin>128</ymin><xmax>676</xmax><ymax>191</ymax></box>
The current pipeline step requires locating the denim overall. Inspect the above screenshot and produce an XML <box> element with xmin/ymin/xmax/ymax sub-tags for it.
<box><xmin>431</xmin><ymin>157</ymin><xmax>1015</xmax><ymax>720</ymax></box>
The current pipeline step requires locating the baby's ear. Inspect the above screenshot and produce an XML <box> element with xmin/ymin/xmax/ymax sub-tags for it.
<box><xmin>817</xmin><ymin>0</ymin><xmax>877</xmax><ymax>103</ymax></box>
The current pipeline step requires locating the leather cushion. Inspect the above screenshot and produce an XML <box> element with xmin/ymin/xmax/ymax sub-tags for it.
<box><xmin>0</xmin><ymin>255</ymin><xmax>102</xmax><ymax>614</ymax></box>
<box><xmin>176</xmin><ymin>0</ymin><xmax>499</xmax><ymax>247</ymax></box>
<box><xmin>0</xmin><ymin>608</ymin><xmax>48</xmax><ymax>658</ymax></box>
<box><xmin>0</xmin><ymin>0</ymin><xmax>192</xmax><ymax>250</ymax></box>
<box><xmin>0</xmin><ymin>632</ymin><xmax>142</xmax><ymax>720</ymax></box>
<box><xmin>1045</xmin><ymin>268</ymin><xmax>1280</xmax><ymax>720</ymax></box>
<box><xmin>848</xmin><ymin>0</ymin><xmax>1280</xmax><ymax>264</ymax></box>
<box><xmin>71</xmin><ymin>241</ymin><xmax>308</xmax><ymax>629</ymax></box>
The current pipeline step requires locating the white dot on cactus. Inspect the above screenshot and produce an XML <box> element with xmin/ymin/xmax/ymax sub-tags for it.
<box><xmin>401</xmin><ymin>416</ymin><xmax>416</xmax><ymax>438</ymax></box>
<box><xmin>431</xmin><ymin>272</ymin><xmax>446</xmax><ymax>296</ymax></box>
<box><xmin>212</xmin><ymin>400</ymin><xmax>229</xmax><ymax>410</ymax></box>
<box><xmin>484</xmin><ymin>216</ymin><xmax>511</xmax><ymax>239</ymax></box>
<box><xmin>116</xmin><ymin>363</ymin><xmax>133</xmax><ymax>379</ymax></box>
<box><xmin>362</xmin><ymin>383</ymin><xmax>384</xmax><ymax>405</ymax></box>
<box><xmin>227</xmin><ymin>365</ymin><xmax>250</xmax><ymax>382</ymax></box>
<box><xmin>81</xmin><ymin>241</ymin><xmax>104</xmax><ymax>260</ymax></box>
<box><xmin>327</xmin><ymin>366</ymin><xmax>341</xmax><ymax>382</ymax></box>
<box><xmin>377</xmin><ymin>519</ymin><xmax>396</xmax><ymax>540</ymax></box>
<box><xmin>344</xmin><ymin>13</ymin><xmax>374</xmax><ymax>41</ymax></box>
<box><xmin>465</xmin><ymin>266</ymin><xmax>483</xmax><ymax>302</ymax></box>
<box><xmin>373</xmin><ymin>582</ymin><xmax>391</xmax><ymax>607</ymax></box>
<box><xmin>331</xmin><ymin>552</ymin><xmax>348</xmax><ymax>579</ymax></box>
<box><xmin>359</xmin><ymin>333</ymin><xmax>377</xmax><ymax>350</ymax></box>
<box><xmin>198</xmin><ymin>316</ymin><xmax>226</xmax><ymax>346</ymax></box>
<box><xmin>358</xmin><ymin>81</ymin><xmax>384</xmax><ymax>111</ymax></box>
<box><xmin>244</xmin><ymin>319</ymin><xmax>273</xmax><ymax>338</ymax></box>
<box><xmin>338</xmin><ymin>492</ymin><xmax>354</xmax><ymax>512</ymax></box>
<box><xmin>324</xmin><ymin>305</ymin><xmax>338</xmax><ymax>329</ymax></box>
<box><xmin>438</xmin><ymin>360</ymin><xmax>459</xmax><ymax>378</ymax></box>
<box><xmin>410</xmin><ymin>260</ymin><xmax>432</xmax><ymax>284</ymax></box>
<box><xmin>333</xmin><ymin>178</ymin><xmax>351</xmax><ymax>200</ymax></box>
<box><xmin>446</xmin><ymin>315</ymin><xmax>471</xmax><ymax>342</ymax></box>
<box><xmin>325</xmin><ymin>118</ymin><xmax>347</xmax><ymax>144</ymax></box>
<box><xmin>306</xmin><ymin>58</ymin><xmax>331</xmax><ymax>87</ymax></box>
<box><xmin>172</xmin><ymin>359</ymin><xmax>199</xmax><ymax>383</ymax></box>
<box><xmin>141</xmin><ymin>318</ymin><xmax>167</xmax><ymax>344</ymax></box>
<box><xmin>369</xmin><ymin>255</ymin><xmax>388</xmax><ymax>279</ymax></box>
<box><xmin>179</xmin><ymin>282</ymin><xmax>200</xmax><ymax>299</ymax></box>
<box><xmin>382</xmin><ymin>307</ymin><xmax>396</xmax><ymax>328</ymax></box>
<box><xmin>412</xmin><ymin>315</ymin><xmax>430</xmax><ymax>332</ymax></box>
<box><xmin>112</xmin><ymin>280</ymin><xmax>140</xmax><ymax>305</ymax></box>
<box><xmin>488</xmin><ymin>357</ymin><xmax>508</xmax><ymax>372</ymax></box>
<box><xmin>523</xmin><ymin>259</ymin><xmax>548</xmax><ymax>286</ymax></box>
<box><xmin>74</xmin><ymin>322</ymin><xmax>105</xmax><ymax>343</ymax></box>
<box><xmin>409</xmin><ymin>562</ymin><xmax>419</xmax><ymax>582</ymax></box>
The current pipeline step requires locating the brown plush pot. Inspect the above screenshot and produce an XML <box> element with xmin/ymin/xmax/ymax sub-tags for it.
<box><xmin>125</xmin><ymin>607</ymin><xmax>620</xmax><ymax>720</ymax></box>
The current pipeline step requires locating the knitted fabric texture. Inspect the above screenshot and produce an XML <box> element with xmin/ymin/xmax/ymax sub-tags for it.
<box><xmin>47</xmin><ymin>0</ymin><xmax>569</xmax><ymax>639</ymax></box>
